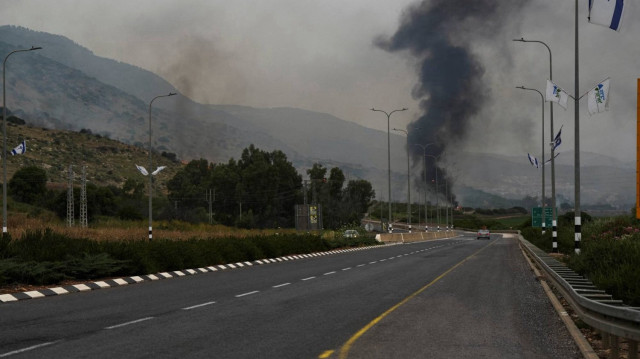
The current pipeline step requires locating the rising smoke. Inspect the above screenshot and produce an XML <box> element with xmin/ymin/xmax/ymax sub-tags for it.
<box><xmin>376</xmin><ymin>0</ymin><xmax>528</xmax><ymax>201</ymax></box>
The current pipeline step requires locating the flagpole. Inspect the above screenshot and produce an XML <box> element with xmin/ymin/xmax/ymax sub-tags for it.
<box><xmin>513</xmin><ymin>38</ymin><xmax>557</xmax><ymax>250</ymax></box>
<box><xmin>517</xmin><ymin>86</ymin><xmax>545</xmax><ymax>234</ymax></box>
<box><xmin>574</xmin><ymin>0</ymin><xmax>582</xmax><ymax>254</ymax></box>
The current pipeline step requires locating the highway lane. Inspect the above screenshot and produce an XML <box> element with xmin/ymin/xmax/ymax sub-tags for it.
<box><xmin>0</xmin><ymin>234</ymin><xmax>578</xmax><ymax>358</ymax></box>
<box><xmin>342</xmin><ymin>234</ymin><xmax>581</xmax><ymax>359</ymax></box>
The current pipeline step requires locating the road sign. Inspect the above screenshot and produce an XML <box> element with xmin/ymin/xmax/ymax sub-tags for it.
<box><xmin>531</xmin><ymin>207</ymin><xmax>554</xmax><ymax>228</ymax></box>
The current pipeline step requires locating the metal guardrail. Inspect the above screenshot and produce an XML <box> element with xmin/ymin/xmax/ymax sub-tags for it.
<box><xmin>519</xmin><ymin>235</ymin><xmax>640</xmax><ymax>358</ymax></box>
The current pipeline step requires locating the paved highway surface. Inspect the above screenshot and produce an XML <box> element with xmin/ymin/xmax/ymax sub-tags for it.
<box><xmin>0</xmin><ymin>233</ymin><xmax>580</xmax><ymax>358</ymax></box>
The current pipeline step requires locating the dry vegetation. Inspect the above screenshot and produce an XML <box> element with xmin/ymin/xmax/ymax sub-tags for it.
<box><xmin>7</xmin><ymin>213</ymin><xmax>299</xmax><ymax>242</ymax></box>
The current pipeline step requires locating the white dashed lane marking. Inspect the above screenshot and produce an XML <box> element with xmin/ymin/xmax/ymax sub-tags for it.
<box><xmin>273</xmin><ymin>283</ymin><xmax>291</xmax><ymax>288</ymax></box>
<box><xmin>236</xmin><ymin>291</ymin><xmax>259</xmax><ymax>298</ymax></box>
<box><xmin>105</xmin><ymin>317</ymin><xmax>154</xmax><ymax>330</ymax></box>
<box><xmin>182</xmin><ymin>301</ymin><xmax>216</xmax><ymax>310</ymax></box>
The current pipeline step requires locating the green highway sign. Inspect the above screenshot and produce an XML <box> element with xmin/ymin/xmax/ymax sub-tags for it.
<box><xmin>532</xmin><ymin>207</ymin><xmax>554</xmax><ymax>228</ymax></box>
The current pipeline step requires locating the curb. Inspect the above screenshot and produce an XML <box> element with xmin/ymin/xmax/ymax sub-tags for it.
<box><xmin>0</xmin><ymin>244</ymin><xmax>398</xmax><ymax>304</ymax></box>
<box><xmin>518</xmin><ymin>242</ymin><xmax>599</xmax><ymax>359</ymax></box>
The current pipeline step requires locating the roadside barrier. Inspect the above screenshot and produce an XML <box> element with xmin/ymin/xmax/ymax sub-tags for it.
<box><xmin>519</xmin><ymin>235</ymin><xmax>640</xmax><ymax>359</ymax></box>
<box><xmin>375</xmin><ymin>230</ymin><xmax>456</xmax><ymax>243</ymax></box>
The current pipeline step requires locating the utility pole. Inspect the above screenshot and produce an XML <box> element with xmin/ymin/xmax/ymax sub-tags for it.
<box><xmin>66</xmin><ymin>165</ymin><xmax>74</xmax><ymax>227</ymax></box>
<box><xmin>206</xmin><ymin>189</ymin><xmax>215</xmax><ymax>224</ymax></box>
<box><xmin>303</xmin><ymin>180</ymin><xmax>308</xmax><ymax>205</ymax></box>
<box><xmin>79</xmin><ymin>165</ymin><xmax>87</xmax><ymax>228</ymax></box>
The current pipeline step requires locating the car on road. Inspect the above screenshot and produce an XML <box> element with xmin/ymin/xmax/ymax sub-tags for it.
<box><xmin>477</xmin><ymin>229</ymin><xmax>491</xmax><ymax>240</ymax></box>
<box><xmin>343</xmin><ymin>229</ymin><xmax>359</xmax><ymax>238</ymax></box>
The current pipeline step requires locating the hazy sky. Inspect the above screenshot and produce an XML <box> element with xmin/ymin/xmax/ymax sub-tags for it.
<box><xmin>1</xmin><ymin>0</ymin><xmax>639</xmax><ymax>163</ymax></box>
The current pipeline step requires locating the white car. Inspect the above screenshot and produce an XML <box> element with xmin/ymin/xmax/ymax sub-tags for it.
<box><xmin>477</xmin><ymin>229</ymin><xmax>491</xmax><ymax>240</ymax></box>
<box><xmin>343</xmin><ymin>230</ymin><xmax>359</xmax><ymax>238</ymax></box>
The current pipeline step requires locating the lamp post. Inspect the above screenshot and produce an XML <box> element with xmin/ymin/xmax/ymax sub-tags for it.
<box><xmin>371</xmin><ymin>108</ymin><xmax>407</xmax><ymax>233</ymax></box>
<box><xmin>414</xmin><ymin>143</ymin><xmax>437</xmax><ymax>231</ymax></box>
<box><xmin>148</xmin><ymin>93</ymin><xmax>176</xmax><ymax>240</ymax></box>
<box><xmin>393</xmin><ymin>128</ymin><xmax>411</xmax><ymax>233</ymax></box>
<box><xmin>517</xmin><ymin>86</ymin><xmax>546</xmax><ymax>235</ymax></box>
<box><xmin>3</xmin><ymin>46</ymin><xmax>42</xmax><ymax>234</ymax></box>
<box><xmin>425</xmin><ymin>154</ymin><xmax>441</xmax><ymax>231</ymax></box>
<box><xmin>514</xmin><ymin>37</ymin><xmax>558</xmax><ymax>252</ymax></box>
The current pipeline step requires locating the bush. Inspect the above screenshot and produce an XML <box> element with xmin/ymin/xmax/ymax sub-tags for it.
<box><xmin>522</xmin><ymin>215</ymin><xmax>640</xmax><ymax>306</ymax></box>
<box><xmin>567</xmin><ymin>216</ymin><xmax>640</xmax><ymax>306</ymax></box>
<box><xmin>0</xmin><ymin>230</ymin><xmax>365</xmax><ymax>286</ymax></box>
<box><xmin>9</xmin><ymin>166</ymin><xmax>48</xmax><ymax>205</ymax></box>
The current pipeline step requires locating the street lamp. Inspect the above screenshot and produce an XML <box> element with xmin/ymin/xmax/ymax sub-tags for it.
<box><xmin>514</xmin><ymin>37</ymin><xmax>558</xmax><ymax>252</ymax></box>
<box><xmin>148</xmin><ymin>92</ymin><xmax>176</xmax><ymax>240</ymax></box>
<box><xmin>393</xmin><ymin>128</ymin><xmax>411</xmax><ymax>233</ymax></box>
<box><xmin>3</xmin><ymin>46</ymin><xmax>42</xmax><ymax>234</ymax></box>
<box><xmin>425</xmin><ymin>154</ymin><xmax>441</xmax><ymax>231</ymax></box>
<box><xmin>371</xmin><ymin>107</ymin><xmax>407</xmax><ymax>233</ymax></box>
<box><xmin>517</xmin><ymin>86</ymin><xmax>546</xmax><ymax>235</ymax></box>
<box><xmin>414</xmin><ymin>143</ymin><xmax>437</xmax><ymax>231</ymax></box>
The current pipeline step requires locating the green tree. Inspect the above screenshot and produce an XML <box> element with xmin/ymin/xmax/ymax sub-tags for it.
<box><xmin>343</xmin><ymin>179</ymin><xmax>375</xmax><ymax>224</ymax></box>
<box><xmin>9</xmin><ymin>166</ymin><xmax>47</xmax><ymax>205</ymax></box>
<box><xmin>167</xmin><ymin>145</ymin><xmax>302</xmax><ymax>227</ymax></box>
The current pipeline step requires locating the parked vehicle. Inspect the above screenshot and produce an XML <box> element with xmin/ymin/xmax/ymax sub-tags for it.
<box><xmin>343</xmin><ymin>229</ymin><xmax>359</xmax><ymax>238</ymax></box>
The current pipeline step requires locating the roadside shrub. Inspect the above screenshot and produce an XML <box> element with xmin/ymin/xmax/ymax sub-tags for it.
<box><xmin>568</xmin><ymin>217</ymin><xmax>640</xmax><ymax>306</ymax></box>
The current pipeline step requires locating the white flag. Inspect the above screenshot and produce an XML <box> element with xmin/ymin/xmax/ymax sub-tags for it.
<box><xmin>11</xmin><ymin>140</ymin><xmax>26</xmax><ymax>155</ymax></box>
<box><xmin>587</xmin><ymin>79</ymin><xmax>610</xmax><ymax>115</ymax></box>
<box><xmin>135</xmin><ymin>164</ymin><xmax>149</xmax><ymax>176</ymax></box>
<box><xmin>151</xmin><ymin>166</ymin><xmax>166</xmax><ymax>176</ymax></box>
<box><xmin>545</xmin><ymin>80</ymin><xmax>569</xmax><ymax>110</ymax></box>
<box><xmin>589</xmin><ymin>0</ymin><xmax>624</xmax><ymax>31</ymax></box>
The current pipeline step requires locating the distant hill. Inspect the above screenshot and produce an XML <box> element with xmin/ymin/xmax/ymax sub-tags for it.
<box><xmin>2</xmin><ymin>120</ymin><xmax>180</xmax><ymax>192</ymax></box>
<box><xmin>0</xmin><ymin>26</ymin><xmax>406</xmax><ymax>186</ymax></box>
<box><xmin>0</xmin><ymin>25</ymin><xmax>633</xmax><ymax>208</ymax></box>
<box><xmin>452</xmin><ymin>151</ymin><xmax>634</xmax><ymax>209</ymax></box>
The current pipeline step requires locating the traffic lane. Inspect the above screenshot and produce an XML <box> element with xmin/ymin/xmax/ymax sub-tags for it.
<box><xmin>5</xmin><ymin>237</ymin><xmax>488</xmax><ymax>358</ymax></box>
<box><xmin>342</xmin><ymin>236</ymin><xmax>581</xmax><ymax>359</ymax></box>
<box><xmin>0</xmin><ymin>240</ymin><xmax>451</xmax><ymax>350</ymax></box>
<box><xmin>0</xmin><ymin>236</ymin><xmax>466</xmax><ymax>355</ymax></box>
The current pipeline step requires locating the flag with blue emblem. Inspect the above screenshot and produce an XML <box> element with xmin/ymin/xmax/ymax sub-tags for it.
<box><xmin>587</xmin><ymin>79</ymin><xmax>610</xmax><ymax>115</ymax></box>
<box><xmin>11</xmin><ymin>140</ymin><xmax>26</xmax><ymax>155</ymax></box>
<box><xmin>545</xmin><ymin>80</ymin><xmax>569</xmax><ymax>110</ymax></box>
<box><xmin>135</xmin><ymin>164</ymin><xmax>149</xmax><ymax>176</ymax></box>
<box><xmin>528</xmin><ymin>153</ymin><xmax>539</xmax><ymax>169</ymax></box>
<box><xmin>552</xmin><ymin>126</ymin><xmax>562</xmax><ymax>151</ymax></box>
<box><xmin>589</xmin><ymin>0</ymin><xmax>624</xmax><ymax>31</ymax></box>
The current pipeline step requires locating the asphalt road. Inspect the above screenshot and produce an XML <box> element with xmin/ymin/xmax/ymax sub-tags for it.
<box><xmin>0</xmin><ymin>233</ymin><xmax>580</xmax><ymax>358</ymax></box>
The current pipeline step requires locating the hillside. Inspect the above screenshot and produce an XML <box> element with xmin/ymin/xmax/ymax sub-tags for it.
<box><xmin>2</xmin><ymin>120</ymin><xmax>181</xmax><ymax>192</ymax></box>
<box><xmin>0</xmin><ymin>26</ymin><xmax>407</xmax><ymax>183</ymax></box>
<box><xmin>0</xmin><ymin>25</ymin><xmax>634</xmax><ymax>209</ymax></box>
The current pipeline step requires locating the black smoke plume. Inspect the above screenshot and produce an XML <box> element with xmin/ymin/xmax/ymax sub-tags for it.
<box><xmin>376</xmin><ymin>0</ymin><xmax>527</xmax><ymax>203</ymax></box>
